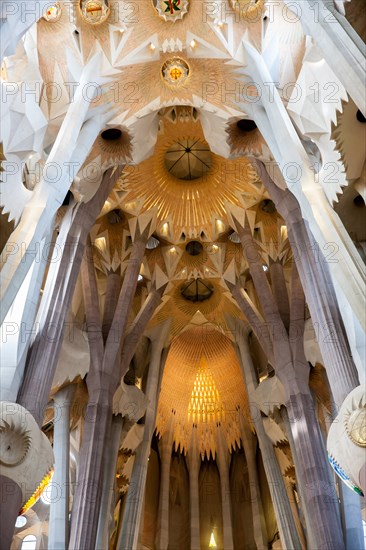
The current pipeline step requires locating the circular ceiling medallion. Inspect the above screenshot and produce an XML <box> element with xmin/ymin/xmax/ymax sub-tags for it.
<box><xmin>181</xmin><ymin>278</ymin><xmax>214</xmax><ymax>303</ymax></box>
<box><xmin>79</xmin><ymin>0</ymin><xmax>110</xmax><ymax>25</ymax></box>
<box><xmin>345</xmin><ymin>408</ymin><xmax>366</xmax><ymax>447</ymax></box>
<box><xmin>43</xmin><ymin>3</ymin><xmax>62</xmax><ymax>22</ymax></box>
<box><xmin>162</xmin><ymin>58</ymin><xmax>189</xmax><ymax>86</ymax></box>
<box><xmin>153</xmin><ymin>0</ymin><xmax>189</xmax><ymax>22</ymax></box>
<box><xmin>165</xmin><ymin>139</ymin><xmax>212</xmax><ymax>180</ymax></box>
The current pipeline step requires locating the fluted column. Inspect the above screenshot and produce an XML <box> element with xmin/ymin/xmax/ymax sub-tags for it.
<box><xmin>236</xmin><ymin>332</ymin><xmax>301</xmax><ymax>550</ymax></box>
<box><xmin>68</xmin><ymin>227</ymin><xmax>151</xmax><ymax>550</ymax></box>
<box><xmin>187</xmin><ymin>425</ymin><xmax>201</xmax><ymax>550</ymax></box>
<box><xmin>253</xmin><ymin>161</ymin><xmax>361</xmax><ymax>403</ymax></box>
<box><xmin>18</xmin><ymin>168</ymin><xmax>121</xmax><ymax>426</ymax></box>
<box><xmin>48</xmin><ymin>385</ymin><xmax>75</xmax><ymax>550</ymax></box>
<box><xmin>96</xmin><ymin>415</ymin><xmax>124</xmax><ymax>550</ymax></box>
<box><xmin>237</xmin><ymin>409</ymin><xmax>268</xmax><ymax>550</ymax></box>
<box><xmin>216</xmin><ymin>424</ymin><xmax>234</xmax><ymax>550</ymax></box>
<box><xmin>155</xmin><ymin>411</ymin><xmax>175</xmax><ymax>550</ymax></box>
<box><xmin>118</xmin><ymin>327</ymin><xmax>170</xmax><ymax>550</ymax></box>
<box><xmin>282</xmin><ymin>476</ymin><xmax>306</xmax><ymax>550</ymax></box>
<box><xmin>280</xmin><ymin>407</ymin><xmax>314</xmax><ymax>548</ymax></box>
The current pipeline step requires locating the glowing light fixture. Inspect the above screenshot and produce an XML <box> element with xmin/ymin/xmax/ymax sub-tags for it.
<box><xmin>215</xmin><ymin>219</ymin><xmax>225</xmax><ymax>233</ymax></box>
<box><xmin>79</xmin><ymin>0</ymin><xmax>110</xmax><ymax>25</ymax></box>
<box><xmin>209</xmin><ymin>531</ymin><xmax>217</xmax><ymax>547</ymax></box>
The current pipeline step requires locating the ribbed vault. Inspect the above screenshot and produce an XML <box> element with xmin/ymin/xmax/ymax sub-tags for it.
<box><xmin>156</xmin><ymin>326</ymin><xmax>248</xmax><ymax>458</ymax></box>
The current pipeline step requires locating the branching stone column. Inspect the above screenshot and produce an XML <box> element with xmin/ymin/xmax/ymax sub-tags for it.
<box><xmin>155</xmin><ymin>411</ymin><xmax>176</xmax><ymax>550</ymax></box>
<box><xmin>216</xmin><ymin>424</ymin><xmax>234</xmax><ymax>550</ymax></box>
<box><xmin>239</xmin><ymin>44</ymin><xmax>366</xmax><ymax>360</ymax></box>
<box><xmin>237</xmin><ymin>407</ymin><xmax>268</xmax><ymax>550</ymax></box>
<box><xmin>68</xmin><ymin>220</ymin><xmax>154</xmax><ymax>550</ymax></box>
<box><xmin>235</xmin><ymin>330</ymin><xmax>301</xmax><ymax>550</ymax></box>
<box><xmin>252</xmin><ymin>160</ymin><xmax>361</xmax><ymax>401</ymax></box>
<box><xmin>226</xmin><ymin>211</ymin><xmax>345</xmax><ymax>549</ymax></box>
<box><xmin>48</xmin><ymin>385</ymin><xmax>75</xmax><ymax>550</ymax></box>
<box><xmin>187</xmin><ymin>425</ymin><xmax>201</xmax><ymax>550</ymax></box>
<box><xmin>18</xmin><ymin>168</ymin><xmax>121</xmax><ymax>425</ymax></box>
<box><xmin>96</xmin><ymin>414</ymin><xmax>124</xmax><ymax>550</ymax></box>
<box><xmin>118</xmin><ymin>324</ymin><xmax>171</xmax><ymax>550</ymax></box>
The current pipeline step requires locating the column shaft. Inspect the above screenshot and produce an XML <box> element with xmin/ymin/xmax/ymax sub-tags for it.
<box><xmin>68</xmin><ymin>384</ymin><xmax>114</xmax><ymax>550</ymax></box>
<box><xmin>96</xmin><ymin>415</ymin><xmax>124</xmax><ymax>550</ymax></box>
<box><xmin>18</xmin><ymin>169</ymin><xmax>120</xmax><ymax>425</ymax></box>
<box><xmin>118</xmin><ymin>337</ymin><xmax>168</xmax><ymax>550</ymax></box>
<box><xmin>239</xmin><ymin>416</ymin><xmax>268</xmax><ymax>550</ymax></box>
<box><xmin>237</xmin><ymin>337</ymin><xmax>301</xmax><ymax>549</ymax></box>
<box><xmin>155</xmin><ymin>419</ymin><xmax>175</xmax><ymax>550</ymax></box>
<box><xmin>48</xmin><ymin>386</ymin><xmax>74</xmax><ymax>550</ymax></box>
<box><xmin>188</xmin><ymin>453</ymin><xmax>201</xmax><ymax>550</ymax></box>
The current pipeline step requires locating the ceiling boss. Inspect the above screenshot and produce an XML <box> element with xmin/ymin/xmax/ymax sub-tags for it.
<box><xmin>79</xmin><ymin>0</ymin><xmax>110</xmax><ymax>25</ymax></box>
<box><xmin>153</xmin><ymin>0</ymin><xmax>189</xmax><ymax>22</ymax></box>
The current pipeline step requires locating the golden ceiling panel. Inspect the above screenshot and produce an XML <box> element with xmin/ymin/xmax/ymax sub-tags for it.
<box><xmin>156</xmin><ymin>326</ymin><xmax>248</xmax><ymax>457</ymax></box>
<box><xmin>148</xmin><ymin>277</ymin><xmax>243</xmax><ymax>340</ymax></box>
<box><xmin>116</xmin><ymin>118</ymin><xmax>261</xmax><ymax>241</ymax></box>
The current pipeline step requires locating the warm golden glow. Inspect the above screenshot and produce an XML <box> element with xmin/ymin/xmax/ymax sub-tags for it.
<box><xmin>114</xmin><ymin>118</ymin><xmax>261</xmax><ymax>241</ymax></box>
<box><xmin>94</xmin><ymin>237</ymin><xmax>107</xmax><ymax>254</ymax></box>
<box><xmin>156</xmin><ymin>328</ymin><xmax>247</xmax><ymax>457</ymax></box>
<box><xmin>209</xmin><ymin>531</ymin><xmax>217</xmax><ymax>547</ymax></box>
<box><xmin>188</xmin><ymin>356</ymin><xmax>223</xmax><ymax>424</ymax></box>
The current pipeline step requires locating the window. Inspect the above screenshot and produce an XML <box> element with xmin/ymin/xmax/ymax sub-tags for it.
<box><xmin>21</xmin><ymin>535</ymin><xmax>37</xmax><ymax>550</ymax></box>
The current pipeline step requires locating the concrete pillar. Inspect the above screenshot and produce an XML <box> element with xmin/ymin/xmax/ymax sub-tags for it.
<box><xmin>238</xmin><ymin>410</ymin><xmax>268</xmax><ymax>550</ymax></box>
<box><xmin>236</xmin><ymin>333</ymin><xmax>301</xmax><ymax>550</ymax></box>
<box><xmin>216</xmin><ymin>425</ymin><xmax>234</xmax><ymax>550</ymax></box>
<box><xmin>17</xmin><ymin>168</ymin><xmax>121</xmax><ymax>426</ymax></box>
<box><xmin>280</xmin><ymin>407</ymin><xmax>315</xmax><ymax>548</ymax></box>
<box><xmin>187</xmin><ymin>425</ymin><xmax>201</xmax><ymax>550</ymax></box>
<box><xmin>48</xmin><ymin>385</ymin><xmax>75</xmax><ymax>550</ymax></box>
<box><xmin>118</xmin><ymin>327</ymin><xmax>170</xmax><ymax>550</ymax></box>
<box><xmin>155</xmin><ymin>412</ymin><xmax>175</xmax><ymax>550</ymax></box>
<box><xmin>254</xmin><ymin>162</ymin><xmax>360</xmax><ymax>405</ymax></box>
<box><xmin>240</xmin><ymin>46</ymin><xmax>366</xmax><ymax>370</ymax></box>
<box><xmin>69</xmin><ymin>229</ymin><xmax>151</xmax><ymax>550</ymax></box>
<box><xmin>96</xmin><ymin>415</ymin><xmax>124</xmax><ymax>550</ymax></box>
<box><xmin>227</xmin><ymin>217</ymin><xmax>347</xmax><ymax>549</ymax></box>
